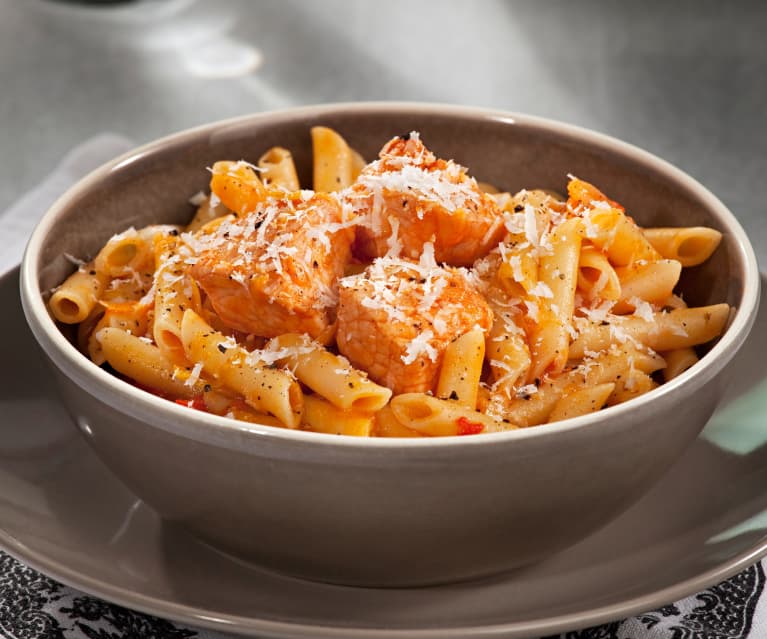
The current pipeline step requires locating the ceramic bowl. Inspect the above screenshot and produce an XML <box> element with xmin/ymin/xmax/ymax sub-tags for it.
<box><xmin>20</xmin><ymin>103</ymin><xmax>760</xmax><ymax>587</ymax></box>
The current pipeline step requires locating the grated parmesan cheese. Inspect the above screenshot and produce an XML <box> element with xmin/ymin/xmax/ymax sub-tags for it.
<box><xmin>516</xmin><ymin>384</ymin><xmax>539</xmax><ymax>398</ymax></box>
<box><xmin>528</xmin><ymin>281</ymin><xmax>554</xmax><ymax>299</ymax></box>
<box><xmin>629</xmin><ymin>296</ymin><xmax>655</xmax><ymax>322</ymax></box>
<box><xmin>523</xmin><ymin>203</ymin><xmax>539</xmax><ymax>248</ymax></box>
<box><xmin>188</xmin><ymin>191</ymin><xmax>207</xmax><ymax>206</ymax></box>
<box><xmin>185</xmin><ymin>362</ymin><xmax>203</xmax><ymax>387</ymax></box>
<box><xmin>525</xmin><ymin>300</ymin><xmax>540</xmax><ymax>322</ymax></box>
<box><xmin>402</xmin><ymin>330</ymin><xmax>438</xmax><ymax>365</ymax></box>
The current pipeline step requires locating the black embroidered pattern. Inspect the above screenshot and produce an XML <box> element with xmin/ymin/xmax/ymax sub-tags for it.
<box><xmin>637</xmin><ymin>562</ymin><xmax>765</xmax><ymax>639</ymax></box>
<box><xmin>0</xmin><ymin>552</ymin><xmax>65</xmax><ymax>639</ymax></box>
<box><xmin>0</xmin><ymin>552</ymin><xmax>197</xmax><ymax>639</ymax></box>
<box><xmin>60</xmin><ymin>597</ymin><xmax>196</xmax><ymax>639</ymax></box>
<box><xmin>0</xmin><ymin>549</ymin><xmax>764</xmax><ymax>638</ymax></box>
<box><xmin>552</xmin><ymin>621</ymin><xmax>623</xmax><ymax>638</ymax></box>
<box><xmin>543</xmin><ymin>562</ymin><xmax>765</xmax><ymax>639</ymax></box>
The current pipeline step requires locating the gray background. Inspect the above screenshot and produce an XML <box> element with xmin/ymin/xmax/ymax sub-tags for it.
<box><xmin>2</xmin><ymin>0</ymin><xmax>766</xmax><ymax>263</ymax></box>
<box><xmin>1</xmin><ymin>1</ymin><xmax>766</xmax><ymax>636</ymax></box>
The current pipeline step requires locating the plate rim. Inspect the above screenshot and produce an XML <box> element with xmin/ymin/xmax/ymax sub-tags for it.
<box><xmin>1</xmin><ymin>510</ymin><xmax>766</xmax><ymax>639</ymax></box>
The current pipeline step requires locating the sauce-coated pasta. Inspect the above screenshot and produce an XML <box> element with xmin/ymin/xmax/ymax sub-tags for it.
<box><xmin>50</xmin><ymin>129</ymin><xmax>728</xmax><ymax>436</ymax></box>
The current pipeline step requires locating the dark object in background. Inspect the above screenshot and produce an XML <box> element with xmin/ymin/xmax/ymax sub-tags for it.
<box><xmin>47</xmin><ymin>0</ymin><xmax>136</xmax><ymax>5</ymax></box>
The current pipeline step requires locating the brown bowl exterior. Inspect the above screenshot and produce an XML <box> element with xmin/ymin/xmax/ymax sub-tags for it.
<box><xmin>20</xmin><ymin>104</ymin><xmax>759</xmax><ymax>586</ymax></box>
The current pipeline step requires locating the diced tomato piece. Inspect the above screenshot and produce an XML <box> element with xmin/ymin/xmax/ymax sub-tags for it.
<box><xmin>457</xmin><ymin>415</ymin><xmax>484</xmax><ymax>436</ymax></box>
<box><xmin>174</xmin><ymin>396</ymin><xmax>208</xmax><ymax>412</ymax></box>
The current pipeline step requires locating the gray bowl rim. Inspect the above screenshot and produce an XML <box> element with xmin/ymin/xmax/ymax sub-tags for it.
<box><xmin>20</xmin><ymin>101</ymin><xmax>761</xmax><ymax>450</ymax></box>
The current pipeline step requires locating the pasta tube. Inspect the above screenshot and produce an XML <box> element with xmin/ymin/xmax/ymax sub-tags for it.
<box><xmin>391</xmin><ymin>393</ymin><xmax>514</xmax><ymax>436</ymax></box>
<box><xmin>528</xmin><ymin>217</ymin><xmax>583</xmax><ymax>380</ymax></box>
<box><xmin>98</xmin><ymin>327</ymin><xmax>202</xmax><ymax>398</ymax></box>
<box><xmin>504</xmin><ymin>345</ymin><xmax>665</xmax><ymax>427</ymax></box>
<box><xmin>258</xmin><ymin>146</ymin><xmax>300</xmax><ymax>192</ymax></box>
<box><xmin>93</xmin><ymin>225</ymin><xmax>172</xmax><ymax>278</ymax></box>
<box><xmin>209</xmin><ymin>160</ymin><xmax>266</xmax><ymax>216</ymax></box>
<box><xmin>311</xmin><ymin>126</ymin><xmax>354</xmax><ymax>192</ymax></box>
<box><xmin>436</xmin><ymin>328</ymin><xmax>485</xmax><ymax>408</ymax></box>
<box><xmin>606</xmin><ymin>370</ymin><xmax>658</xmax><ymax>406</ymax></box>
<box><xmin>568</xmin><ymin>177</ymin><xmax>660</xmax><ymax>266</ymax></box>
<box><xmin>301</xmin><ymin>395</ymin><xmax>374</xmax><ymax>437</ymax></box>
<box><xmin>548</xmin><ymin>383</ymin><xmax>615</xmax><ymax>423</ymax></box>
<box><xmin>372</xmin><ymin>405</ymin><xmax>423</xmax><ymax>438</ymax></box>
<box><xmin>180</xmin><ymin>310</ymin><xmax>303</xmax><ymax>428</ymax></box>
<box><xmin>613</xmin><ymin>259</ymin><xmax>682</xmax><ymax>313</ymax></box>
<box><xmin>267</xmin><ymin>333</ymin><xmax>392</xmax><ymax>412</ymax></box>
<box><xmin>569</xmin><ymin>304</ymin><xmax>730</xmax><ymax>358</ymax></box>
<box><xmin>577</xmin><ymin>245</ymin><xmax>621</xmax><ymax>301</ymax></box>
<box><xmin>643</xmin><ymin>227</ymin><xmax>722</xmax><ymax>267</ymax></box>
<box><xmin>49</xmin><ymin>263</ymin><xmax>107</xmax><ymax>324</ymax></box>
<box><xmin>152</xmin><ymin>235</ymin><xmax>200</xmax><ymax>366</ymax></box>
<box><xmin>661</xmin><ymin>347</ymin><xmax>699</xmax><ymax>381</ymax></box>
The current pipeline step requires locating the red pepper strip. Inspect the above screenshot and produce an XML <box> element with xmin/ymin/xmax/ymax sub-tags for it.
<box><xmin>174</xmin><ymin>396</ymin><xmax>208</xmax><ymax>412</ymax></box>
<box><xmin>457</xmin><ymin>416</ymin><xmax>484</xmax><ymax>436</ymax></box>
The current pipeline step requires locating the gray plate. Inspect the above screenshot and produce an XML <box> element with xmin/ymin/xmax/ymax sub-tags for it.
<box><xmin>4</xmin><ymin>264</ymin><xmax>767</xmax><ymax>639</ymax></box>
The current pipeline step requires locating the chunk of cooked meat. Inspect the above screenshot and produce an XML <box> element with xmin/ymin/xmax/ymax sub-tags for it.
<box><xmin>189</xmin><ymin>191</ymin><xmax>354</xmax><ymax>339</ymax></box>
<box><xmin>344</xmin><ymin>132</ymin><xmax>505</xmax><ymax>266</ymax></box>
<box><xmin>335</xmin><ymin>247</ymin><xmax>493</xmax><ymax>394</ymax></box>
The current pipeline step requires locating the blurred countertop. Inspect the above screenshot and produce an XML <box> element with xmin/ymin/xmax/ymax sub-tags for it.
<box><xmin>1</xmin><ymin>3</ymin><xmax>767</xmax><ymax>637</ymax></box>
<box><xmin>2</xmin><ymin>0</ymin><xmax>766</xmax><ymax>261</ymax></box>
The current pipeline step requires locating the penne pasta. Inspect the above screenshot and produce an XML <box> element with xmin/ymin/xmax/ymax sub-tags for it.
<box><xmin>606</xmin><ymin>369</ymin><xmax>658</xmax><ymax>406</ymax></box>
<box><xmin>88</xmin><ymin>301</ymin><xmax>151</xmax><ymax>365</ymax></box>
<box><xmin>612</xmin><ymin>259</ymin><xmax>682</xmax><ymax>313</ymax></box>
<box><xmin>391</xmin><ymin>393</ymin><xmax>515</xmax><ymax>436</ymax></box>
<box><xmin>485</xmin><ymin>311</ymin><xmax>531</xmax><ymax>395</ymax></box>
<box><xmin>209</xmin><ymin>160</ymin><xmax>266</xmax><ymax>216</ymax></box>
<box><xmin>548</xmin><ymin>382</ymin><xmax>615</xmax><ymax>423</ymax></box>
<box><xmin>577</xmin><ymin>245</ymin><xmax>621</xmax><ymax>301</ymax></box>
<box><xmin>52</xmin><ymin>131</ymin><xmax>731</xmax><ymax>436</ymax></box>
<box><xmin>505</xmin><ymin>345</ymin><xmax>665</xmax><ymax>427</ymax></box>
<box><xmin>496</xmin><ymin>238</ymin><xmax>538</xmax><ymax>298</ymax></box>
<box><xmin>301</xmin><ymin>394</ymin><xmax>375</xmax><ymax>436</ymax></box>
<box><xmin>180</xmin><ymin>310</ymin><xmax>303</xmax><ymax>428</ymax></box>
<box><xmin>94</xmin><ymin>228</ymin><xmax>151</xmax><ymax>278</ymax></box>
<box><xmin>96</xmin><ymin>224</ymin><xmax>175</xmax><ymax>275</ymax></box>
<box><xmin>436</xmin><ymin>328</ymin><xmax>485</xmax><ymax>408</ymax></box>
<box><xmin>49</xmin><ymin>263</ymin><xmax>107</xmax><ymax>324</ymax></box>
<box><xmin>224</xmin><ymin>403</ymin><xmax>285</xmax><ymax>427</ymax></box>
<box><xmin>152</xmin><ymin>235</ymin><xmax>200</xmax><ymax>366</ymax></box>
<box><xmin>98</xmin><ymin>327</ymin><xmax>203</xmax><ymax>399</ymax></box>
<box><xmin>528</xmin><ymin>217</ymin><xmax>583</xmax><ymax>380</ymax></box>
<box><xmin>311</xmin><ymin>126</ymin><xmax>354</xmax><ymax>192</ymax></box>
<box><xmin>661</xmin><ymin>347</ymin><xmax>699</xmax><ymax>381</ymax></box>
<box><xmin>569</xmin><ymin>304</ymin><xmax>730</xmax><ymax>358</ymax></box>
<box><xmin>569</xmin><ymin>178</ymin><xmax>660</xmax><ymax>266</ymax></box>
<box><xmin>584</xmin><ymin>205</ymin><xmax>661</xmax><ymax>266</ymax></box>
<box><xmin>372</xmin><ymin>405</ymin><xmax>424</xmax><ymax>438</ymax></box>
<box><xmin>266</xmin><ymin>333</ymin><xmax>392</xmax><ymax>412</ymax></box>
<box><xmin>258</xmin><ymin>146</ymin><xmax>300</xmax><ymax>192</ymax></box>
<box><xmin>643</xmin><ymin>227</ymin><xmax>722</xmax><ymax>267</ymax></box>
